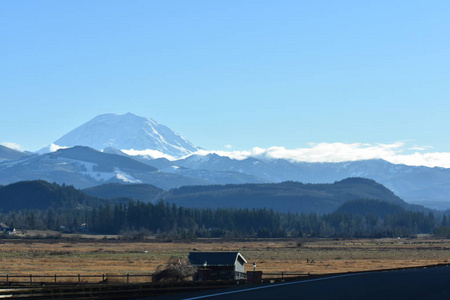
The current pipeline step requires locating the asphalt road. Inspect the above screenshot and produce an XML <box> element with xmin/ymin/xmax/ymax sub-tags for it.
<box><xmin>146</xmin><ymin>265</ymin><xmax>450</xmax><ymax>300</ymax></box>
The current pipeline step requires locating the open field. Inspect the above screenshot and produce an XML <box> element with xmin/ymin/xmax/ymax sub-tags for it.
<box><xmin>0</xmin><ymin>234</ymin><xmax>449</xmax><ymax>282</ymax></box>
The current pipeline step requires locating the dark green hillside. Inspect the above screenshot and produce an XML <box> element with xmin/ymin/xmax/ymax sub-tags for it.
<box><xmin>163</xmin><ymin>178</ymin><xmax>414</xmax><ymax>214</ymax></box>
<box><xmin>0</xmin><ymin>180</ymin><xmax>103</xmax><ymax>211</ymax></box>
<box><xmin>336</xmin><ymin>199</ymin><xmax>405</xmax><ymax>218</ymax></box>
<box><xmin>83</xmin><ymin>183</ymin><xmax>163</xmax><ymax>202</ymax></box>
<box><xmin>0</xmin><ymin>180</ymin><xmax>438</xmax><ymax>238</ymax></box>
<box><xmin>332</xmin><ymin>178</ymin><xmax>404</xmax><ymax>205</ymax></box>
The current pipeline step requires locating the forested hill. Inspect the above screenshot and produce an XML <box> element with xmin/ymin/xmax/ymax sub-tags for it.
<box><xmin>0</xmin><ymin>178</ymin><xmax>427</xmax><ymax>214</ymax></box>
<box><xmin>83</xmin><ymin>183</ymin><xmax>163</xmax><ymax>202</ymax></box>
<box><xmin>0</xmin><ymin>180</ymin><xmax>105</xmax><ymax>211</ymax></box>
<box><xmin>162</xmin><ymin>178</ymin><xmax>420</xmax><ymax>214</ymax></box>
<box><xmin>336</xmin><ymin>199</ymin><xmax>406</xmax><ymax>217</ymax></box>
<box><xmin>0</xmin><ymin>179</ymin><xmax>438</xmax><ymax>237</ymax></box>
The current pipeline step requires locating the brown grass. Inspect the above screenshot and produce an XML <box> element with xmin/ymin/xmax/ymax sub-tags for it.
<box><xmin>1</xmin><ymin>235</ymin><xmax>449</xmax><ymax>283</ymax></box>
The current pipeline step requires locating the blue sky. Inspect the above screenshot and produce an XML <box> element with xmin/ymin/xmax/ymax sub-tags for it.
<box><xmin>1</xmin><ymin>1</ymin><xmax>449</xmax><ymax>166</ymax></box>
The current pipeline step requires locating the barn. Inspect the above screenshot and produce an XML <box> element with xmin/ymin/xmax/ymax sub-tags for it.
<box><xmin>188</xmin><ymin>252</ymin><xmax>247</xmax><ymax>281</ymax></box>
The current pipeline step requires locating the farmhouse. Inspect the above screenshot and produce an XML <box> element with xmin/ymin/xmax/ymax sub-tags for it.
<box><xmin>188</xmin><ymin>252</ymin><xmax>247</xmax><ymax>281</ymax></box>
<box><xmin>0</xmin><ymin>223</ymin><xmax>15</xmax><ymax>235</ymax></box>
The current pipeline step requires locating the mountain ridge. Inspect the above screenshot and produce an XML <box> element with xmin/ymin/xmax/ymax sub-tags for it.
<box><xmin>2</xmin><ymin>112</ymin><xmax>450</xmax><ymax>210</ymax></box>
<box><xmin>1</xmin><ymin>142</ymin><xmax>450</xmax><ymax>209</ymax></box>
<box><xmin>0</xmin><ymin>145</ymin><xmax>31</xmax><ymax>161</ymax></box>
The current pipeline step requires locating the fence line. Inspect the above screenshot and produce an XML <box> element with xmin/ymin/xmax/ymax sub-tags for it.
<box><xmin>0</xmin><ymin>273</ymin><xmax>154</xmax><ymax>284</ymax></box>
<box><xmin>0</xmin><ymin>271</ymin><xmax>309</xmax><ymax>285</ymax></box>
<box><xmin>263</xmin><ymin>272</ymin><xmax>308</xmax><ymax>278</ymax></box>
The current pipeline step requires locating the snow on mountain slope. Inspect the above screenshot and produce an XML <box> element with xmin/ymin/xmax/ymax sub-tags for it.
<box><xmin>0</xmin><ymin>146</ymin><xmax>208</xmax><ymax>189</ymax></box>
<box><xmin>49</xmin><ymin>113</ymin><xmax>200</xmax><ymax>158</ymax></box>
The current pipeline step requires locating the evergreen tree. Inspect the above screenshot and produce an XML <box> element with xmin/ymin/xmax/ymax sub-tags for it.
<box><xmin>441</xmin><ymin>214</ymin><xmax>448</xmax><ymax>227</ymax></box>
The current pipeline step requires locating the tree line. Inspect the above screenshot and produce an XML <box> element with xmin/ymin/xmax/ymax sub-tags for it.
<box><xmin>1</xmin><ymin>199</ymin><xmax>448</xmax><ymax>239</ymax></box>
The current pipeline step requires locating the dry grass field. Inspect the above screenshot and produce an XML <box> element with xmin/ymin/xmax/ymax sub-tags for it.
<box><xmin>1</xmin><ymin>232</ymin><xmax>449</xmax><ymax>283</ymax></box>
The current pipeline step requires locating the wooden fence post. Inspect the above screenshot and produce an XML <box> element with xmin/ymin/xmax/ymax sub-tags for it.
<box><xmin>0</xmin><ymin>273</ymin><xmax>163</xmax><ymax>285</ymax></box>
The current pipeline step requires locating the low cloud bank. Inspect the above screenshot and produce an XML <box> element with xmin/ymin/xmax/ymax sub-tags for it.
<box><xmin>122</xmin><ymin>149</ymin><xmax>178</xmax><ymax>161</ymax></box>
<box><xmin>191</xmin><ymin>142</ymin><xmax>450</xmax><ymax>168</ymax></box>
<box><xmin>44</xmin><ymin>141</ymin><xmax>450</xmax><ymax>169</ymax></box>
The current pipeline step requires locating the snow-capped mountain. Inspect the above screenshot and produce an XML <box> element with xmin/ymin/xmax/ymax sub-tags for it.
<box><xmin>48</xmin><ymin>113</ymin><xmax>200</xmax><ymax>158</ymax></box>
<box><xmin>3</xmin><ymin>112</ymin><xmax>450</xmax><ymax>210</ymax></box>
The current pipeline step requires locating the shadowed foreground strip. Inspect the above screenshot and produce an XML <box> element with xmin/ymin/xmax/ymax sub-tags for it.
<box><xmin>150</xmin><ymin>265</ymin><xmax>450</xmax><ymax>300</ymax></box>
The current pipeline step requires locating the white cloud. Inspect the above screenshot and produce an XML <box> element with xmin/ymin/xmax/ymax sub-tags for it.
<box><xmin>186</xmin><ymin>142</ymin><xmax>450</xmax><ymax>169</ymax></box>
<box><xmin>49</xmin><ymin>144</ymin><xmax>69</xmax><ymax>152</ymax></box>
<box><xmin>225</xmin><ymin>144</ymin><xmax>233</xmax><ymax>149</ymax></box>
<box><xmin>122</xmin><ymin>149</ymin><xmax>177</xmax><ymax>161</ymax></box>
<box><xmin>1</xmin><ymin>142</ymin><xmax>22</xmax><ymax>151</ymax></box>
<box><xmin>388</xmin><ymin>152</ymin><xmax>450</xmax><ymax>168</ymax></box>
<box><xmin>409</xmin><ymin>145</ymin><xmax>433</xmax><ymax>151</ymax></box>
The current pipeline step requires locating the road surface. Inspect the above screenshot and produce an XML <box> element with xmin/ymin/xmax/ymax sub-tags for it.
<box><xmin>145</xmin><ymin>265</ymin><xmax>450</xmax><ymax>300</ymax></box>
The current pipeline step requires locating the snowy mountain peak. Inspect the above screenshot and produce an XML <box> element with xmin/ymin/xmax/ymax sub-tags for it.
<box><xmin>50</xmin><ymin>113</ymin><xmax>200</xmax><ymax>158</ymax></box>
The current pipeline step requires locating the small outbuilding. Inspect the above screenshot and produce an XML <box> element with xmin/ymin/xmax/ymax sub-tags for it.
<box><xmin>0</xmin><ymin>223</ymin><xmax>15</xmax><ymax>235</ymax></box>
<box><xmin>188</xmin><ymin>252</ymin><xmax>247</xmax><ymax>281</ymax></box>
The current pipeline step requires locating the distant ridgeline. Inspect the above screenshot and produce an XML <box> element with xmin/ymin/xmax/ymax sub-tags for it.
<box><xmin>0</xmin><ymin>179</ymin><xmax>447</xmax><ymax>238</ymax></box>
<box><xmin>161</xmin><ymin>178</ymin><xmax>424</xmax><ymax>214</ymax></box>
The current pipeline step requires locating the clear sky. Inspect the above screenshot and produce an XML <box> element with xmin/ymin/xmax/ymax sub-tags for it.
<box><xmin>1</xmin><ymin>1</ymin><xmax>449</xmax><ymax>166</ymax></box>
